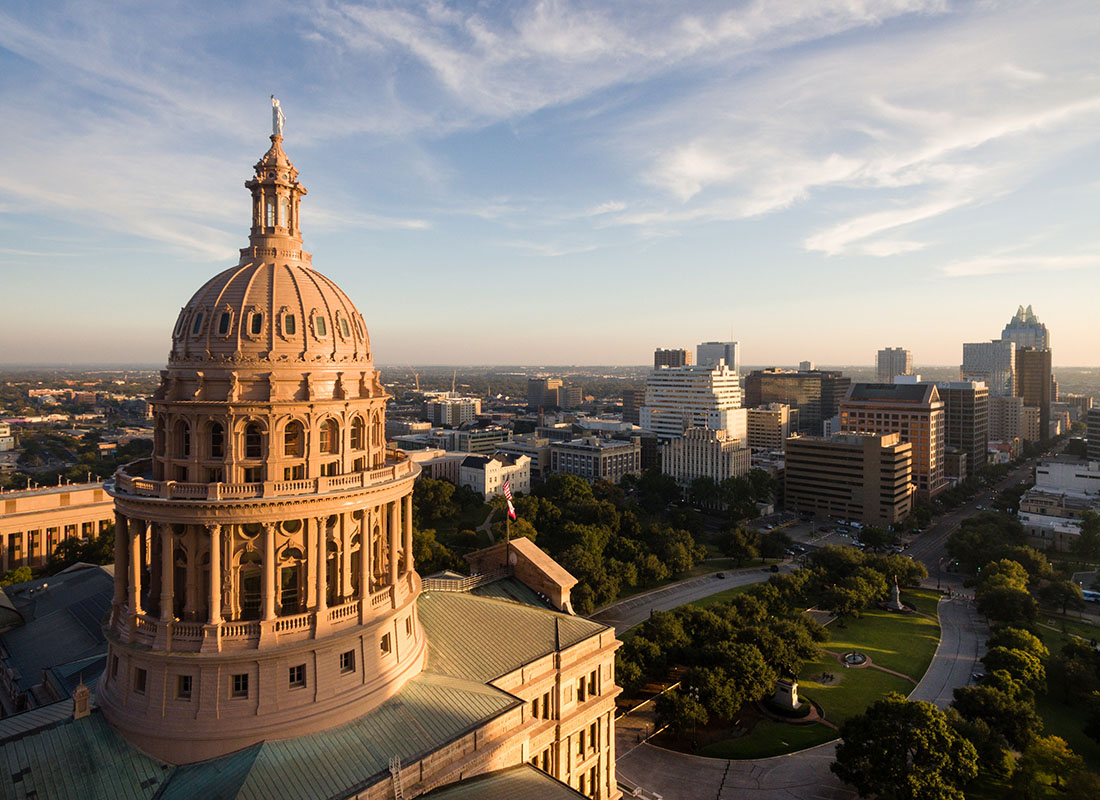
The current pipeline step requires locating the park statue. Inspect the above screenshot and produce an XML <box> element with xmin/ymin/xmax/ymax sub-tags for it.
<box><xmin>886</xmin><ymin>574</ymin><xmax>905</xmax><ymax>612</ymax></box>
<box><xmin>271</xmin><ymin>95</ymin><xmax>286</xmax><ymax>137</ymax></box>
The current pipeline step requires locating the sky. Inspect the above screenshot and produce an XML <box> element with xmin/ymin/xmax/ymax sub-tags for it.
<box><xmin>0</xmin><ymin>0</ymin><xmax>1098</xmax><ymax>367</ymax></box>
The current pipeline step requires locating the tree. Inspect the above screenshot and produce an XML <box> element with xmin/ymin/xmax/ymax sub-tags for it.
<box><xmin>981</xmin><ymin>646</ymin><xmax>1045</xmax><ymax>693</ymax></box>
<box><xmin>721</xmin><ymin>526</ymin><xmax>759</xmax><ymax>567</ymax></box>
<box><xmin>1073</xmin><ymin>510</ymin><xmax>1100</xmax><ymax>563</ymax></box>
<box><xmin>953</xmin><ymin>683</ymin><xmax>1042</xmax><ymax>749</ymax></box>
<box><xmin>1039</xmin><ymin>578</ymin><xmax>1085</xmax><ymax>615</ymax></box>
<box><xmin>0</xmin><ymin>565</ymin><xmax>32</xmax><ymax>586</ymax></box>
<box><xmin>986</xmin><ymin>627</ymin><xmax>1048</xmax><ymax>661</ymax></box>
<box><xmin>1018</xmin><ymin>734</ymin><xmax>1082</xmax><ymax>789</ymax></box>
<box><xmin>654</xmin><ymin>688</ymin><xmax>708</xmax><ymax>735</ymax></box>
<box><xmin>859</xmin><ymin>526</ymin><xmax>896</xmax><ymax>553</ymax></box>
<box><xmin>689</xmin><ymin>477</ymin><xmax>721</xmax><ymax>509</ymax></box>
<box><xmin>832</xmin><ymin>693</ymin><xmax>978</xmax><ymax>800</ymax></box>
<box><xmin>975</xmin><ymin>586</ymin><xmax>1036</xmax><ymax>626</ymax></box>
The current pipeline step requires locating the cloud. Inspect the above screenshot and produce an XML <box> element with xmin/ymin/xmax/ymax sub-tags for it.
<box><xmin>940</xmin><ymin>251</ymin><xmax>1100</xmax><ymax>278</ymax></box>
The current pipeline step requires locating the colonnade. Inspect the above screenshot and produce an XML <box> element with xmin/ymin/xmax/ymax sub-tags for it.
<box><xmin>112</xmin><ymin>493</ymin><xmax>414</xmax><ymax>635</ymax></box>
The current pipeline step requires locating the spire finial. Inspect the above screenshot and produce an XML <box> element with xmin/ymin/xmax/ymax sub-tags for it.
<box><xmin>271</xmin><ymin>95</ymin><xmax>286</xmax><ymax>137</ymax></box>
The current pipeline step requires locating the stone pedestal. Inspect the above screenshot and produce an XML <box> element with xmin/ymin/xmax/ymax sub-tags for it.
<box><xmin>773</xmin><ymin>678</ymin><xmax>799</xmax><ymax>710</ymax></box>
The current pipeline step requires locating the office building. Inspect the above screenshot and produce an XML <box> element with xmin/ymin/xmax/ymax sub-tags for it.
<box><xmin>1020</xmin><ymin>456</ymin><xmax>1100</xmax><ymax>551</ymax></box>
<box><xmin>1021</xmin><ymin>405</ymin><xmax>1042</xmax><ymax>443</ymax></box>
<box><xmin>1089</xmin><ymin>408</ymin><xmax>1100</xmax><ymax>462</ymax></box>
<box><xmin>424</xmin><ymin>395</ymin><xmax>481</xmax><ymax>427</ymax></box>
<box><xmin>497</xmin><ymin>436</ymin><xmax>553</xmax><ymax>480</ymax></box>
<box><xmin>784</xmin><ymin>432</ymin><xmax>914</xmax><ymax>526</ymax></box>
<box><xmin>653</xmin><ymin>348</ymin><xmax>691</xmax><ymax>368</ymax></box>
<box><xmin>0</xmin><ymin>422</ymin><xmax>14</xmax><ymax>452</ymax></box>
<box><xmin>641</xmin><ymin>363</ymin><xmax>744</xmax><ymax>440</ymax></box>
<box><xmin>0</xmin><ymin>481</ymin><xmax>115</xmax><ymax>571</ymax></box>
<box><xmin>660</xmin><ymin>427</ymin><xmax>750</xmax><ymax>486</ymax></box>
<box><xmin>696</xmin><ymin>341</ymin><xmax>739</xmax><ymax>372</ymax></box>
<box><xmin>458</xmin><ymin>453</ymin><xmax>531</xmax><ymax>499</ymax></box>
<box><xmin>989</xmin><ymin>394</ymin><xmax>1024</xmax><ymax>443</ymax></box>
<box><xmin>622</xmin><ymin>388</ymin><xmax>643</xmax><ymax>426</ymax></box>
<box><xmin>746</xmin><ymin>403</ymin><xmax>795</xmax><ymax>450</ymax></box>
<box><xmin>935</xmin><ymin>380</ymin><xmax>988</xmax><ymax>473</ymax></box>
<box><xmin>799</xmin><ymin>361</ymin><xmax>815</xmax><ymax>372</ymax></box>
<box><xmin>962</xmin><ymin>340</ymin><xmax>1016</xmax><ymax>397</ymax></box>
<box><xmin>1002</xmin><ymin>304</ymin><xmax>1050</xmax><ymax>349</ymax></box>
<box><xmin>527</xmin><ymin>377</ymin><xmax>563</xmax><ymax>409</ymax></box>
<box><xmin>550</xmin><ymin>437</ymin><xmax>641</xmax><ymax>484</ymax></box>
<box><xmin>839</xmin><ymin>383</ymin><xmax>946</xmax><ymax>499</ymax></box>
<box><xmin>559</xmin><ymin>385</ymin><xmax>584</xmax><ymax>409</ymax></box>
<box><xmin>744</xmin><ymin>369</ymin><xmax>851</xmax><ymax>435</ymax></box>
<box><xmin>1015</xmin><ymin>346</ymin><xmax>1052</xmax><ymax>439</ymax></box>
<box><xmin>876</xmin><ymin>347</ymin><xmax>912</xmax><ymax>383</ymax></box>
<box><xmin>6</xmin><ymin>127</ymin><xmax>620</xmax><ymax>798</ymax></box>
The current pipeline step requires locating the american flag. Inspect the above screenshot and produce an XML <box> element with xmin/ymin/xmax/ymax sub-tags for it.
<box><xmin>502</xmin><ymin>480</ymin><xmax>516</xmax><ymax>520</ymax></box>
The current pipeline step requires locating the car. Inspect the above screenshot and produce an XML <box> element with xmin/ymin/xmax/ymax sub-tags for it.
<box><xmin>716</xmin><ymin>572</ymin><xmax>726</xmax><ymax>579</ymax></box>
<box><xmin>975</xmin><ymin>505</ymin><xmax>984</xmax><ymax>510</ymax></box>
<box><xmin>971</xmin><ymin>672</ymin><xmax>985</xmax><ymax>682</ymax></box>
<box><xmin>769</xmin><ymin>564</ymin><xmax>780</xmax><ymax>573</ymax></box>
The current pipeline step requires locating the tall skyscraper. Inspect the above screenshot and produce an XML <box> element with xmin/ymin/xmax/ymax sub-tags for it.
<box><xmin>744</xmin><ymin>368</ymin><xmax>851</xmax><ymax>435</ymax></box>
<box><xmin>622</xmin><ymin>388</ymin><xmax>643</xmax><ymax>425</ymax></box>
<box><xmin>936</xmin><ymin>380</ymin><xmax>989</xmax><ymax>473</ymax></box>
<box><xmin>962</xmin><ymin>340</ymin><xmax>1016</xmax><ymax>396</ymax></box>
<box><xmin>1002</xmin><ymin>305</ymin><xmax>1050</xmax><ymax>349</ymax></box>
<box><xmin>696</xmin><ymin>341</ymin><xmax>740</xmax><ymax>372</ymax></box>
<box><xmin>527</xmin><ymin>377</ymin><xmax>562</xmax><ymax>408</ymax></box>
<box><xmin>653</xmin><ymin>347</ymin><xmax>691</xmax><ymax>368</ymax></box>
<box><xmin>641</xmin><ymin>362</ymin><xmax>744</xmax><ymax>440</ymax></box>
<box><xmin>839</xmin><ymin>383</ymin><xmax>946</xmax><ymax>499</ymax></box>
<box><xmin>1016</xmin><ymin>346</ymin><xmax>1052</xmax><ymax>439</ymax></box>
<box><xmin>876</xmin><ymin>347</ymin><xmax>913</xmax><ymax>383</ymax></box>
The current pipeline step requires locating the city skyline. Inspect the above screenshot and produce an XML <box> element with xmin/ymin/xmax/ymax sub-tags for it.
<box><xmin>2</xmin><ymin>2</ymin><xmax>1099</xmax><ymax>366</ymax></box>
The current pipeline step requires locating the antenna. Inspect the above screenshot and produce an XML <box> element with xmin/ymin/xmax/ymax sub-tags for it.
<box><xmin>452</xmin><ymin>369</ymin><xmax>457</xmax><ymax>394</ymax></box>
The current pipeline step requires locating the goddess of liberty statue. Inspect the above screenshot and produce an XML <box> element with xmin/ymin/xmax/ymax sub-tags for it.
<box><xmin>271</xmin><ymin>95</ymin><xmax>286</xmax><ymax>137</ymax></box>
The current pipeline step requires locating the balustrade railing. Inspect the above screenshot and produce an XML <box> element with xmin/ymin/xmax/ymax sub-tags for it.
<box><xmin>422</xmin><ymin>567</ymin><xmax>512</xmax><ymax>593</ymax></box>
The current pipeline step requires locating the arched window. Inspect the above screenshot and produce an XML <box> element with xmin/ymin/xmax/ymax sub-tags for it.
<box><xmin>265</xmin><ymin>199</ymin><xmax>275</xmax><ymax>227</ymax></box>
<box><xmin>284</xmin><ymin>314</ymin><xmax>296</xmax><ymax>336</ymax></box>
<box><xmin>281</xmin><ymin>198</ymin><xmax>288</xmax><ymax>228</ymax></box>
<box><xmin>314</xmin><ymin>315</ymin><xmax>328</xmax><ymax>337</ymax></box>
<box><xmin>174</xmin><ymin>420</ymin><xmax>191</xmax><ymax>458</ymax></box>
<box><xmin>191</xmin><ymin>312</ymin><xmax>204</xmax><ymax>336</ymax></box>
<box><xmin>319</xmin><ymin>419</ymin><xmax>339</xmax><ymax>454</ymax></box>
<box><xmin>371</xmin><ymin>413</ymin><xmax>382</xmax><ymax>447</ymax></box>
<box><xmin>250</xmin><ymin>313</ymin><xmax>263</xmax><ymax>335</ymax></box>
<box><xmin>245</xmin><ymin>422</ymin><xmax>263</xmax><ymax>459</ymax></box>
<box><xmin>209</xmin><ymin>422</ymin><xmax>225</xmax><ymax>458</ymax></box>
<box><xmin>350</xmin><ymin>417</ymin><xmax>365</xmax><ymax>450</ymax></box>
<box><xmin>284</xmin><ymin>421</ymin><xmax>304</xmax><ymax>457</ymax></box>
<box><xmin>218</xmin><ymin>312</ymin><xmax>232</xmax><ymax>335</ymax></box>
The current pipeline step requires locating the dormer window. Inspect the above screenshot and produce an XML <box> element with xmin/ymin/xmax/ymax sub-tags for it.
<box><xmin>250</xmin><ymin>313</ymin><xmax>263</xmax><ymax>335</ymax></box>
<box><xmin>284</xmin><ymin>314</ymin><xmax>296</xmax><ymax>335</ymax></box>
<box><xmin>339</xmin><ymin>317</ymin><xmax>351</xmax><ymax>338</ymax></box>
<box><xmin>218</xmin><ymin>312</ymin><xmax>232</xmax><ymax>335</ymax></box>
<box><xmin>315</xmin><ymin>315</ymin><xmax>327</xmax><ymax>337</ymax></box>
<box><xmin>191</xmin><ymin>312</ymin><xmax>204</xmax><ymax>336</ymax></box>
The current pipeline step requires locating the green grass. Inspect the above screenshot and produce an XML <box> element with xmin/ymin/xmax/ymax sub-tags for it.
<box><xmin>1033</xmin><ymin>623</ymin><xmax>1100</xmax><ymax>770</ymax></box>
<box><xmin>797</xmin><ymin>656</ymin><xmax>916</xmax><ymax>724</ymax></box>
<box><xmin>697</xmin><ymin>720</ymin><xmax>836</xmax><ymax>759</ymax></box>
<box><xmin>822</xmin><ymin>589</ymin><xmax>942</xmax><ymax>678</ymax></box>
<box><xmin>689</xmin><ymin>583</ymin><xmax>756</xmax><ymax>608</ymax></box>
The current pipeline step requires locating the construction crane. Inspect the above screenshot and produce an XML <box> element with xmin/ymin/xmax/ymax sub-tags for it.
<box><xmin>405</xmin><ymin>364</ymin><xmax>420</xmax><ymax>392</ymax></box>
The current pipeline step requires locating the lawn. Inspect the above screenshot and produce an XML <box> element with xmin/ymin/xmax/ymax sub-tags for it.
<box><xmin>1033</xmin><ymin>621</ymin><xmax>1100</xmax><ymax>770</ymax></box>
<box><xmin>821</xmin><ymin>589</ymin><xmax>942</xmax><ymax>678</ymax></box>
<box><xmin>797</xmin><ymin>655</ymin><xmax>916</xmax><ymax>724</ymax></box>
<box><xmin>697</xmin><ymin>719</ymin><xmax>836</xmax><ymax>759</ymax></box>
<box><xmin>689</xmin><ymin>583</ymin><xmax>755</xmax><ymax>608</ymax></box>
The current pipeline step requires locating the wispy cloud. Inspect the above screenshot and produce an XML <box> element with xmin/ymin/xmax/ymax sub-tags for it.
<box><xmin>941</xmin><ymin>251</ymin><xmax>1100</xmax><ymax>278</ymax></box>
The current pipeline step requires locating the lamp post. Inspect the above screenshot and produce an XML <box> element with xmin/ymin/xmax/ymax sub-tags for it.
<box><xmin>690</xmin><ymin>686</ymin><xmax>701</xmax><ymax>751</ymax></box>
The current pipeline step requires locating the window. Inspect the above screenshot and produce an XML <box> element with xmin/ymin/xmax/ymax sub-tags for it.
<box><xmin>250</xmin><ymin>313</ymin><xmax>263</xmax><ymax>335</ymax></box>
<box><xmin>265</xmin><ymin>199</ymin><xmax>275</xmax><ymax>227</ymax></box>
<box><xmin>176</xmin><ymin>420</ymin><xmax>191</xmax><ymax>458</ymax></box>
<box><xmin>206</xmin><ymin>467</ymin><xmax>223</xmax><ymax>483</ymax></box>
<box><xmin>218</xmin><ymin>312</ymin><xmax>232</xmax><ymax>335</ymax></box>
<box><xmin>134</xmin><ymin>668</ymin><xmax>147</xmax><ymax>695</ymax></box>
<box><xmin>542</xmin><ymin>691</ymin><xmax>551</xmax><ymax>719</ymax></box>
<box><xmin>177</xmin><ymin>674</ymin><xmax>193</xmax><ymax>700</ymax></box>
<box><xmin>405</xmin><ymin>616</ymin><xmax>412</xmax><ymax>636</ymax></box>
<box><xmin>243</xmin><ymin>466</ymin><xmax>263</xmax><ymax>482</ymax></box>
<box><xmin>284</xmin><ymin>314</ymin><xmax>296</xmax><ymax>335</ymax></box>
<box><xmin>340</xmin><ymin>650</ymin><xmax>355</xmax><ymax>674</ymax></box>
<box><xmin>191</xmin><ymin>312</ymin><xmax>204</xmax><ymax>336</ymax></box>
<box><xmin>283</xmin><ymin>464</ymin><xmax>304</xmax><ymax>481</ymax></box>
<box><xmin>321</xmin><ymin>461</ymin><xmax>339</xmax><ymax>477</ymax></box>
<box><xmin>588</xmin><ymin>765</ymin><xmax>598</xmax><ymax>796</ymax></box>
<box><xmin>588</xmin><ymin>668</ymin><xmax>599</xmax><ymax>697</ymax></box>
<box><xmin>232</xmin><ymin>673</ymin><xmax>249</xmax><ymax>698</ymax></box>
<box><xmin>381</xmin><ymin>633</ymin><xmax>392</xmax><ymax>654</ymax></box>
<box><xmin>289</xmin><ymin>664</ymin><xmax>306</xmax><ymax>688</ymax></box>
<box><xmin>320</xmin><ymin>419</ymin><xmax>339</xmax><ymax>454</ymax></box>
<box><xmin>284</xmin><ymin>421</ymin><xmax>303</xmax><ymax>457</ymax></box>
<box><xmin>589</xmin><ymin>720</ymin><xmax>598</xmax><ymax>750</ymax></box>
<box><xmin>576</xmin><ymin>676</ymin><xmax>587</xmax><ymax>703</ymax></box>
<box><xmin>245</xmin><ymin>423</ymin><xmax>263</xmax><ymax>459</ymax></box>
<box><xmin>339</xmin><ymin>317</ymin><xmax>351</xmax><ymax>338</ymax></box>
<box><xmin>315</xmin><ymin>315</ymin><xmax>327</xmax><ymax>337</ymax></box>
<box><xmin>350</xmin><ymin>417</ymin><xmax>365</xmax><ymax>450</ymax></box>
<box><xmin>577</xmin><ymin>729</ymin><xmax>585</xmax><ymax>756</ymax></box>
<box><xmin>210</xmin><ymin>422</ymin><xmax>224</xmax><ymax>458</ymax></box>
<box><xmin>110</xmin><ymin>655</ymin><xmax>118</xmax><ymax>679</ymax></box>
<box><xmin>531</xmin><ymin>697</ymin><xmax>540</xmax><ymax>718</ymax></box>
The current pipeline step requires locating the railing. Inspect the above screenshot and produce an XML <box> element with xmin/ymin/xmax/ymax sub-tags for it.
<box><xmin>372</xmin><ymin>589</ymin><xmax>392</xmax><ymax>607</ymax></box>
<box><xmin>111</xmin><ymin>459</ymin><xmax>414</xmax><ymax>501</ymax></box>
<box><xmin>329</xmin><ymin>599</ymin><xmax>359</xmax><ymax>622</ymax></box>
<box><xmin>222</xmin><ymin>621</ymin><xmax>260</xmax><ymax>638</ymax></box>
<box><xmin>422</xmin><ymin>567</ymin><xmax>512</xmax><ymax>593</ymax></box>
<box><xmin>173</xmin><ymin>621</ymin><xmax>204</xmax><ymax>638</ymax></box>
<box><xmin>274</xmin><ymin>611</ymin><xmax>311</xmax><ymax>633</ymax></box>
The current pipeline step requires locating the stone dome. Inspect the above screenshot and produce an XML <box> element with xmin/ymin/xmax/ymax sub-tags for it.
<box><xmin>168</xmin><ymin>261</ymin><xmax>372</xmax><ymax>368</ymax></box>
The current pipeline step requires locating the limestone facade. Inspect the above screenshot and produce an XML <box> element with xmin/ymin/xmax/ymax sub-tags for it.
<box><xmin>0</xmin><ymin>482</ymin><xmax>114</xmax><ymax>570</ymax></box>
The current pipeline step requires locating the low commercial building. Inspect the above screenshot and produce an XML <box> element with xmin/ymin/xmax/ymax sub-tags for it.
<box><xmin>0</xmin><ymin>423</ymin><xmax>14</xmax><ymax>452</ymax></box>
<box><xmin>497</xmin><ymin>436</ymin><xmax>552</xmax><ymax>480</ymax></box>
<box><xmin>550</xmin><ymin>437</ymin><xmax>641</xmax><ymax>484</ymax></box>
<box><xmin>746</xmin><ymin>403</ymin><xmax>795</xmax><ymax>450</ymax></box>
<box><xmin>784</xmin><ymin>432</ymin><xmax>914</xmax><ymax>527</ymax></box>
<box><xmin>1019</xmin><ymin>456</ymin><xmax>1100</xmax><ymax>551</ymax></box>
<box><xmin>424</xmin><ymin>396</ymin><xmax>482</xmax><ymax>427</ymax></box>
<box><xmin>0</xmin><ymin>482</ymin><xmax>115</xmax><ymax>571</ymax></box>
<box><xmin>660</xmin><ymin>427</ymin><xmax>750</xmax><ymax>486</ymax></box>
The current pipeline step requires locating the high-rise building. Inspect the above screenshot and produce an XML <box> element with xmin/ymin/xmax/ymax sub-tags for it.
<box><xmin>989</xmin><ymin>394</ymin><xmax>1025</xmax><ymax>442</ymax></box>
<box><xmin>38</xmin><ymin>125</ymin><xmax>623</xmax><ymax>797</ymax></box>
<box><xmin>1088</xmin><ymin>408</ymin><xmax>1100</xmax><ymax>462</ymax></box>
<box><xmin>935</xmin><ymin>381</ymin><xmax>988</xmax><ymax>473</ymax></box>
<box><xmin>962</xmin><ymin>340</ymin><xmax>1016</xmax><ymax>397</ymax></box>
<box><xmin>876</xmin><ymin>347</ymin><xmax>913</xmax><ymax>383</ymax></box>
<box><xmin>622</xmin><ymin>388</ymin><xmax>643</xmax><ymax>425</ymax></box>
<box><xmin>746</xmin><ymin>403</ymin><xmax>794</xmax><ymax>450</ymax></box>
<box><xmin>799</xmin><ymin>361</ymin><xmax>815</xmax><ymax>372</ymax></box>
<box><xmin>661</xmin><ymin>427</ymin><xmax>751</xmax><ymax>486</ymax></box>
<box><xmin>653</xmin><ymin>348</ymin><xmax>691</xmax><ymax>368</ymax></box>
<box><xmin>1016</xmin><ymin>346</ymin><xmax>1052</xmax><ymax>439</ymax></box>
<box><xmin>527</xmin><ymin>377</ymin><xmax>563</xmax><ymax>409</ymax></box>
<box><xmin>784</xmin><ymin>432</ymin><xmax>914</xmax><ymax>526</ymax></box>
<box><xmin>1002</xmin><ymin>304</ymin><xmax>1050</xmax><ymax>349</ymax></box>
<box><xmin>641</xmin><ymin>363</ymin><xmax>743</xmax><ymax>440</ymax></box>
<box><xmin>744</xmin><ymin>369</ymin><xmax>851</xmax><ymax>435</ymax></box>
<box><xmin>424</xmin><ymin>395</ymin><xmax>481</xmax><ymax>426</ymax></box>
<box><xmin>696</xmin><ymin>341</ymin><xmax>740</xmax><ymax>372</ymax></box>
<box><xmin>839</xmin><ymin>383</ymin><xmax>946</xmax><ymax>499</ymax></box>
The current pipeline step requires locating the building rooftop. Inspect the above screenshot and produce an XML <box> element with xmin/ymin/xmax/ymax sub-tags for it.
<box><xmin>845</xmin><ymin>383</ymin><xmax>938</xmax><ymax>404</ymax></box>
<box><xmin>419</xmin><ymin>764</ymin><xmax>586</xmax><ymax>799</ymax></box>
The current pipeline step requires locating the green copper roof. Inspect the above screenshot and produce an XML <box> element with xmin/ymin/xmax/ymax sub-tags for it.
<box><xmin>420</xmin><ymin>591</ymin><xmax>608</xmax><ymax>682</ymax></box>
<box><xmin>469</xmin><ymin>576</ymin><xmax>552</xmax><ymax>609</ymax></box>
<box><xmin>420</xmin><ymin>764</ymin><xmax>587</xmax><ymax>799</ymax></box>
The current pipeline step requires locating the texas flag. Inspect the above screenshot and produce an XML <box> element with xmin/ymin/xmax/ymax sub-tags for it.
<box><xmin>502</xmin><ymin>480</ymin><xmax>516</xmax><ymax>520</ymax></box>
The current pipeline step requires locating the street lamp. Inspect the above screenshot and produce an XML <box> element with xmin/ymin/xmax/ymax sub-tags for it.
<box><xmin>690</xmin><ymin>686</ymin><xmax>701</xmax><ymax>751</ymax></box>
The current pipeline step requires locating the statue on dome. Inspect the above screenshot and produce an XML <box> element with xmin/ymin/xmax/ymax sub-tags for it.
<box><xmin>271</xmin><ymin>95</ymin><xmax>286</xmax><ymax>137</ymax></box>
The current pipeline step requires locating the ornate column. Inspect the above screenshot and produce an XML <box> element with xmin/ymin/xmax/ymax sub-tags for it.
<box><xmin>128</xmin><ymin>518</ymin><xmax>143</xmax><ymax>615</ymax></box>
<box><xmin>358</xmin><ymin>511</ymin><xmax>371</xmax><ymax>624</ymax></box>
<box><xmin>305</xmin><ymin>516</ymin><xmax>317</xmax><ymax>609</ymax></box>
<box><xmin>388</xmin><ymin>501</ymin><xmax>399</xmax><ymax>588</ymax></box>
<box><xmin>316</xmin><ymin>516</ymin><xmax>328</xmax><ymax>613</ymax></box>
<box><xmin>159</xmin><ymin>524</ymin><xmax>174</xmax><ymax>622</ymax></box>
<box><xmin>148</xmin><ymin>521</ymin><xmax>161</xmax><ymax>611</ymax></box>
<box><xmin>340</xmin><ymin>512</ymin><xmax>352</xmax><ymax>599</ymax></box>
<box><xmin>183</xmin><ymin>526</ymin><xmax>198</xmax><ymax>619</ymax></box>
<box><xmin>262</xmin><ymin>522</ymin><xmax>277</xmax><ymax>621</ymax></box>
<box><xmin>207</xmin><ymin>524</ymin><xmax>221</xmax><ymax>624</ymax></box>
<box><xmin>113</xmin><ymin>511</ymin><xmax>128</xmax><ymax>606</ymax></box>
<box><xmin>403</xmin><ymin>493</ymin><xmax>414</xmax><ymax>574</ymax></box>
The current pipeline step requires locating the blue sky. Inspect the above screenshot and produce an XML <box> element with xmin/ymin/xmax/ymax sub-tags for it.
<box><xmin>1</xmin><ymin>0</ymin><xmax>1097</xmax><ymax>366</ymax></box>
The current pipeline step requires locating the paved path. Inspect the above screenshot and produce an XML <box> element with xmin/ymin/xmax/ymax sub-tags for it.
<box><xmin>590</xmin><ymin>565</ymin><xmax>788</xmax><ymax>635</ymax></box>
<box><xmin>908</xmin><ymin>583</ymin><xmax>987</xmax><ymax>707</ymax></box>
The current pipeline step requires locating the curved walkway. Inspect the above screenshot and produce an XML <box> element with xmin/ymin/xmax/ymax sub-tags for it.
<box><xmin>616</xmin><ymin>578</ymin><xmax>987</xmax><ymax>798</ymax></box>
